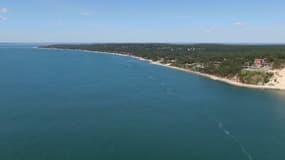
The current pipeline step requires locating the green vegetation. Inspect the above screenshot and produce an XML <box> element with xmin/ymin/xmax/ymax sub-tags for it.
<box><xmin>239</xmin><ymin>70</ymin><xmax>273</xmax><ymax>85</ymax></box>
<box><xmin>41</xmin><ymin>43</ymin><xmax>285</xmax><ymax>84</ymax></box>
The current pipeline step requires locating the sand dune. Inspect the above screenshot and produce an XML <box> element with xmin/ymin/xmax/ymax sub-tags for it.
<box><xmin>268</xmin><ymin>68</ymin><xmax>285</xmax><ymax>89</ymax></box>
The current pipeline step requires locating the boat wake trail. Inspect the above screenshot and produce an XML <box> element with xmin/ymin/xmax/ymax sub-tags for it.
<box><xmin>218</xmin><ymin>121</ymin><xmax>253</xmax><ymax>160</ymax></box>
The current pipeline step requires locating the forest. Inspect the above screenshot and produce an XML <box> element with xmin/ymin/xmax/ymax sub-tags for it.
<box><xmin>42</xmin><ymin>44</ymin><xmax>285</xmax><ymax>83</ymax></box>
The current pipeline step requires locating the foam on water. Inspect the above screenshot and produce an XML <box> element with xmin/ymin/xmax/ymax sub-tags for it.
<box><xmin>218</xmin><ymin>121</ymin><xmax>253</xmax><ymax>160</ymax></box>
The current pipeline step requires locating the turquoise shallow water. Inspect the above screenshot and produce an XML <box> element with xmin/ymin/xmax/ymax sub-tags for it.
<box><xmin>0</xmin><ymin>44</ymin><xmax>285</xmax><ymax>160</ymax></box>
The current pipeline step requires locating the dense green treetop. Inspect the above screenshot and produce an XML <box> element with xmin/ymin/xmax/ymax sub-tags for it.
<box><xmin>41</xmin><ymin>43</ymin><xmax>285</xmax><ymax>79</ymax></box>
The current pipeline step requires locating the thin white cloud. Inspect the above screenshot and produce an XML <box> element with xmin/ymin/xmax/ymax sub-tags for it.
<box><xmin>233</xmin><ymin>22</ymin><xmax>248</xmax><ymax>26</ymax></box>
<box><xmin>55</xmin><ymin>19</ymin><xmax>63</xmax><ymax>25</ymax></box>
<box><xmin>0</xmin><ymin>15</ymin><xmax>7</xmax><ymax>21</ymax></box>
<box><xmin>0</xmin><ymin>8</ymin><xmax>8</xmax><ymax>22</ymax></box>
<box><xmin>0</xmin><ymin>8</ymin><xmax>8</xmax><ymax>14</ymax></box>
<box><xmin>205</xmin><ymin>28</ymin><xmax>213</xmax><ymax>33</ymax></box>
<box><xmin>80</xmin><ymin>11</ymin><xmax>94</xmax><ymax>17</ymax></box>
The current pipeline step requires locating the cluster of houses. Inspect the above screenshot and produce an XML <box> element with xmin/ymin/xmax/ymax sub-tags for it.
<box><xmin>243</xmin><ymin>59</ymin><xmax>272</xmax><ymax>71</ymax></box>
<box><xmin>255</xmin><ymin>59</ymin><xmax>268</xmax><ymax>68</ymax></box>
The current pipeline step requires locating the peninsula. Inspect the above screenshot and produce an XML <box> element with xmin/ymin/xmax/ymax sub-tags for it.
<box><xmin>40</xmin><ymin>44</ymin><xmax>285</xmax><ymax>90</ymax></box>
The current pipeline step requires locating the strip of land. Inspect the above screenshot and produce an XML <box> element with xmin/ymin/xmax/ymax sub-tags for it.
<box><xmin>38</xmin><ymin>44</ymin><xmax>285</xmax><ymax>91</ymax></box>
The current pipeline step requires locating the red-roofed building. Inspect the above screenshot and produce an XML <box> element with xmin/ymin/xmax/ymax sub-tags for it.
<box><xmin>255</xmin><ymin>59</ymin><xmax>266</xmax><ymax>68</ymax></box>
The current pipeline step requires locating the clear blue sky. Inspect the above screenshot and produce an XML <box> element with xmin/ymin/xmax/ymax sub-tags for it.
<box><xmin>0</xmin><ymin>0</ymin><xmax>284</xmax><ymax>43</ymax></box>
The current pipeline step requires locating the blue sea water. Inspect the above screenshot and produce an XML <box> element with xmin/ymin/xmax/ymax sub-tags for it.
<box><xmin>0</xmin><ymin>44</ymin><xmax>285</xmax><ymax>160</ymax></box>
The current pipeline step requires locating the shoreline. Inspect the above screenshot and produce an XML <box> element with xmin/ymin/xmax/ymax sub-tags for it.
<box><xmin>37</xmin><ymin>47</ymin><xmax>285</xmax><ymax>91</ymax></box>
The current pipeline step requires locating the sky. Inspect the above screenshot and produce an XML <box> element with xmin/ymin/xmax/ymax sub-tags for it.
<box><xmin>0</xmin><ymin>0</ymin><xmax>285</xmax><ymax>43</ymax></box>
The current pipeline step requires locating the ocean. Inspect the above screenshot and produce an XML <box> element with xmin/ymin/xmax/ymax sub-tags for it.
<box><xmin>0</xmin><ymin>44</ymin><xmax>285</xmax><ymax>160</ymax></box>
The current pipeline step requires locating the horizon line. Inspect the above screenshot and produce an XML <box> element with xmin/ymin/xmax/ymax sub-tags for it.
<box><xmin>2</xmin><ymin>42</ymin><xmax>285</xmax><ymax>45</ymax></box>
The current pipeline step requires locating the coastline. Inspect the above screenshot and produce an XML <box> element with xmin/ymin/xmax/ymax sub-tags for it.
<box><xmin>37</xmin><ymin>47</ymin><xmax>285</xmax><ymax>91</ymax></box>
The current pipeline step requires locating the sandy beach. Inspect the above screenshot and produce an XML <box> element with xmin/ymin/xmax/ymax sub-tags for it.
<box><xmin>38</xmin><ymin>47</ymin><xmax>285</xmax><ymax>91</ymax></box>
<box><xmin>150</xmin><ymin>61</ymin><xmax>285</xmax><ymax>91</ymax></box>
